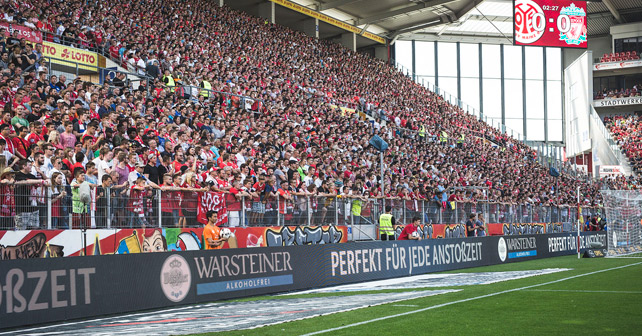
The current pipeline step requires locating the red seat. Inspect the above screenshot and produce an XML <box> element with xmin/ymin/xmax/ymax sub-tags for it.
<box><xmin>610</xmin><ymin>53</ymin><xmax>615</xmax><ymax>57</ymax></box>
<box><xmin>626</xmin><ymin>51</ymin><xmax>631</xmax><ymax>57</ymax></box>
<box><xmin>633</xmin><ymin>51</ymin><xmax>638</xmax><ymax>56</ymax></box>
<box><xmin>603</xmin><ymin>53</ymin><xmax>609</xmax><ymax>58</ymax></box>
<box><xmin>617</xmin><ymin>57</ymin><xmax>623</xmax><ymax>61</ymax></box>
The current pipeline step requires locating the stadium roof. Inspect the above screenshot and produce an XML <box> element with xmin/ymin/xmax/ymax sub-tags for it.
<box><xmin>230</xmin><ymin>0</ymin><xmax>642</xmax><ymax>47</ymax></box>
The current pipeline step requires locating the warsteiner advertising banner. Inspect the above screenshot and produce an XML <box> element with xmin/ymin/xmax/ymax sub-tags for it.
<box><xmin>0</xmin><ymin>232</ymin><xmax>605</xmax><ymax>329</ymax></box>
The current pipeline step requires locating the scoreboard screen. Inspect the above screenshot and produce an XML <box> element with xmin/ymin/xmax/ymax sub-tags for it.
<box><xmin>514</xmin><ymin>0</ymin><xmax>587</xmax><ymax>48</ymax></box>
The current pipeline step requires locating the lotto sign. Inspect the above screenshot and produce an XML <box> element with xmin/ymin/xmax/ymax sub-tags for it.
<box><xmin>514</xmin><ymin>0</ymin><xmax>587</xmax><ymax>48</ymax></box>
<box><xmin>42</xmin><ymin>41</ymin><xmax>98</xmax><ymax>69</ymax></box>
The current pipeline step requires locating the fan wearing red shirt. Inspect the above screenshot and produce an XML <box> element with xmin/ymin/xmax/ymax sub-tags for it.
<box><xmin>277</xmin><ymin>181</ymin><xmax>293</xmax><ymax>226</ymax></box>
<box><xmin>25</xmin><ymin>122</ymin><xmax>44</xmax><ymax>147</ymax></box>
<box><xmin>173</xmin><ymin>152</ymin><xmax>187</xmax><ymax>173</ymax></box>
<box><xmin>226</xmin><ymin>180</ymin><xmax>244</xmax><ymax>227</ymax></box>
<box><xmin>160</xmin><ymin>174</ymin><xmax>181</xmax><ymax>228</ymax></box>
<box><xmin>398</xmin><ymin>217</ymin><xmax>422</xmax><ymax>240</ymax></box>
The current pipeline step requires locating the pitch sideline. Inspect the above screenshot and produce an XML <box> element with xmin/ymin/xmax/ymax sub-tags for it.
<box><xmin>301</xmin><ymin>261</ymin><xmax>642</xmax><ymax>336</ymax></box>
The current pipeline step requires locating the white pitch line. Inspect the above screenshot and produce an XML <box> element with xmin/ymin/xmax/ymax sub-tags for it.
<box><xmin>301</xmin><ymin>261</ymin><xmax>642</xmax><ymax>336</ymax></box>
<box><xmin>391</xmin><ymin>305</ymin><xmax>419</xmax><ymax>307</ymax></box>
<box><xmin>525</xmin><ymin>289</ymin><xmax>642</xmax><ymax>294</ymax></box>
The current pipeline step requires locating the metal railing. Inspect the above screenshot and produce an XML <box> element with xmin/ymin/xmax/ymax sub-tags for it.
<box><xmin>0</xmin><ymin>186</ymin><xmax>601</xmax><ymax>232</ymax></box>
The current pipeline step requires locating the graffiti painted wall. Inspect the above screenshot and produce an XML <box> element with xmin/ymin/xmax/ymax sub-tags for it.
<box><xmin>393</xmin><ymin>223</ymin><xmax>565</xmax><ymax>238</ymax></box>
<box><xmin>392</xmin><ymin>224</ymin><xmax>468</xmax><ymax>239</ymax></box>
<box><xmin>0</xmin><ymin>225</ymin><xmax>349</xmax><ymax>260</ymax></box>
<box><xmin>486</xmin><ymin>223</ymin><xmax>553</xmax><ymax>236</ymax></box>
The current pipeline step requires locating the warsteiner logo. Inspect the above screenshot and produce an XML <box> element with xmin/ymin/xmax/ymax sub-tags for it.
<box><xmin>497</xmin><ymin>237</ymin><xmax>507</xmax><ymax>262</ymax></box>
<box><xmin>514</xmin><ymin>0</ymin><xmax>545</xmax><ymax>44</ymax></box>
<box><xmin>160</xmin><ymin>254</ymin><xmax>191</xmax><ymax>302</ymax></box>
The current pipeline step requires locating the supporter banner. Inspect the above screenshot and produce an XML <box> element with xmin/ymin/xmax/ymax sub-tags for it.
<box><xmin>393</xmin><ymin>224</ymin><xmax>468</xmax><ymax>239</ymax></box>
<box><xmin>270</xmin><ymin>0</ymin><xmax>386</xmax><ymax>44</ymax></box>
<box><xmin>0</xmin><ymin>226</ymin><xmax>349</xmax><ymax>259</ymax></box>
<box><xmin>237</xmin><ymin>225</ymin><xmax>348</xmax><ymax>247</ymax></box>
<box><xmin>487</xmin><ymin>223</ymin><xmax>547</xmax><ymax>236</ymax></box>
<box><xmin>197</xmin><ymin>191</ymin><xmax>227</xmax><ymax>225</ymax></box>
<box><xmin>0</xmin><ymin>22</ymin><xmax>43</xmax><ymax>44</ymax></box>
<box><xmin>593</xmin><ymin>97</ymin><xmax>642</xmax><ymax>107</ymax></box>
<box><xmin>593</xmin><ymin>60</ymin><xmax>642</xmax><ymax>71</ymax></box>
<box><xmin>42</xmin><ymin>41</ymin><xmax>98</xmax><ymax>70</ymax></box>
<box><xmin>0</xmin><ymin>232</ymin><xmax>605</xmax><ymax>329</ymax></box>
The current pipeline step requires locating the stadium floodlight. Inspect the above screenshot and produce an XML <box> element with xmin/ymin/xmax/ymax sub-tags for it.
<box><xmin>600</xmin><ymin>190</ymin><xmax>642</xmax><ymax>257</ymax></box>
<box><xmin>369</xmin><ymin>135</ymin><xmax>389</xmax><ymax>210</ymax></box>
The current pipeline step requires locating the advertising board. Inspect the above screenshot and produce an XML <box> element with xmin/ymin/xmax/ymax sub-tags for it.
<box><xmin>0</xmin><ymin>232</ymin><xmax>606</xmax><ymax>329</ymax></box>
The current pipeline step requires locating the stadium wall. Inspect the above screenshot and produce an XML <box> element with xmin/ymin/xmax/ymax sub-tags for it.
<box><xmin>0</xmin><ymin>232</ymin><xmax>606</xmax><ymax>330</ymax></box>
<box><xmin>0</xmin><ymin>223</ymin><xmax>567</xmax><ymax>260</ymax></box>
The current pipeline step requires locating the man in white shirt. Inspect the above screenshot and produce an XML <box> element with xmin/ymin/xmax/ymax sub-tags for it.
<box><xmin>0</xmin><ymin>138</ymin><xmax>14</xmax><ymax>167</ymax></box>
<box><xmin>235</xmin><ymin>147</ymin><xmax>247</xmax><ymax>166</ymax></box>
<box><xmin>42</xmin><ymin>144</ymin><xmax>55</xmax><ymax>176</ymax></box>
<box><xmin>94</xmin><ymin>148</ymin><xmax>113</xmax><ymax>182</ymax></box>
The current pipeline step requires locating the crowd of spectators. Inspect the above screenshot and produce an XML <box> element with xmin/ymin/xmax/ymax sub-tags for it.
<box><xmin>0</xmin><ymin>0</ymin><xmax>625</xmax><ymax>230</ymax></box>
<box><xmin>604</xmin><ymin>114</ymin><xmax>642</xmax><ymax>175</ymax></box>
<box><xmin>594</xmin><ymin>83</ymin><xmax>642</xmax><ymax>100</ymax></box>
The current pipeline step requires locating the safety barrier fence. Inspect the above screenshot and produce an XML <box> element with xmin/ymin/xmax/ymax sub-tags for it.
<box><xmin>0</xmin><ymin>186</ymin><xmax>602</xmax><ymax>231</ymax></box>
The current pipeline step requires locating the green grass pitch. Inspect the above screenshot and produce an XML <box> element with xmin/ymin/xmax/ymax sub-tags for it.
<box><xmin>192</xmin><ymin>256</ymin><xmax>642</xmax><ymax>336</ymax></box>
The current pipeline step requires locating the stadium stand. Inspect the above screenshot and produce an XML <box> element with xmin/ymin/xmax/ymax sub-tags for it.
<box><xmin>0</xmin><ymin>0</ymin><xmax>623</xmax><ymax>229</ymax></box>
<box><xmin>599</xmin><ymin>51</ymin><xmax>640</xmax><ymax>63</ymax></box>
<box><xmin>604</xmin><ymin>115</ymin><xmax>642</xmax><ymax>175</ymax></box>
<box><xmin>594</xmin><ymin>84</ymin><xmax>641</xmax><ymax>100</ymax></box>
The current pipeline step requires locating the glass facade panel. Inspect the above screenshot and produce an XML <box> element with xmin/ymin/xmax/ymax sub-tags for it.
<box><xmin>526</xmin><ymin>80</ymin><xmax>545</xmax><ymax>119</ymax></box>
<box><xmin>504</xmin><ymin>79</ymin><xmax>523</xmax><ymax>119</ymax></box>
<box><xmin>460</xmin><ymin>43</ymin><xmax>479</xmax><ymax>78</ymax></box>
<box><xmin>438</xmin><ymin>42</ymin><xmax>458</xmax><ymax>77</ymax></box>
<box><xmin>483</xmin><ymin>78</ymin><xmax>502</xmax><ymax>119</ymax></box>
<box><xmin>547</xmin><ymin>81</ymin><xmax>562</xmax><ymax>120</ymax></box>
<box><xmin>503</xmin><ymin>45</ymin><xmax>523</xmax><ymax>79</ymax></box>
<box><xmin>548</xmin><ymin>119</ymin><xmax>563</xmax><ymax>142</ymax></box>
<box><xmin>394</xmin><ymin>41</ymin><xmax>565</xmax><ymax>143</ymax></box>
<box><xmin>525</xmin><ymin>47</ymin><xmax>544</xmax><ymax>80</ymax></box>
<box><xmin>438</xmin><ymin>77</ymin><xmax>458</xmax><ymax>101</ymax></box>
<box><xmin>482</xmin><ymin>44</ymin><xmax>501</xmax><ymax>78</ymax></box>
<box><xmin>395</xmin><ymin>40</ymin><xmax>412</xmax><ymax>74</ymax></box>
<box><xmin>461</xmin><ymin>78</ymin><xmax>480</xmax><ymax>112</ymax></box>
<box><xmin>528</xmin><ymin>119</ymin><xmax>546</xmax><ymax>141</ymax></box>
<box><xmin>505</xmin><ymin>118</ymin><xmax>524</xmax><ymax>139</ymax></box>
<box><xmin>546</xmin><ymin>47</ymin><xmax>562</xmax><ymax>81</ymax></box>
<box><xmin>415</xmin><ymin>41</ymin><xmax>435</xmax><ymax>77</ymax></box>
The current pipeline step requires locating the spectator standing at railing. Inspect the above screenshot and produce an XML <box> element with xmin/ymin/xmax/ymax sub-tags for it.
<box><xmin>95</xmin><ymin>174</ymin><xmax>115</xmax><ymax>228</ymax></box>
<box><xmin>15</xmin><ymin>159</ymin><xmax>49</xmax><ymax>229</ymax></box>
<box><xmin>0</xmin><ymin>167</ymin><xmax>16</xmax><ymax>229</ymax></box>
<box><xmin>160</xmin><ymin>174</ymin><xmax>181</xmax><ymax>228</ymax></box>
<box><xmin>49</xmin><ymin>171</ymin><xmax>67</xmax><ymax>229</ymax></box>
<box><xmin>0</xmin><ymin>137</ymin><xmax>17</xmax><ymax>167</ymax></box>
<box><xmin>277</xmin><ymin>180</ymin><xmax>293</xmax><ymax>226</ymax></box>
